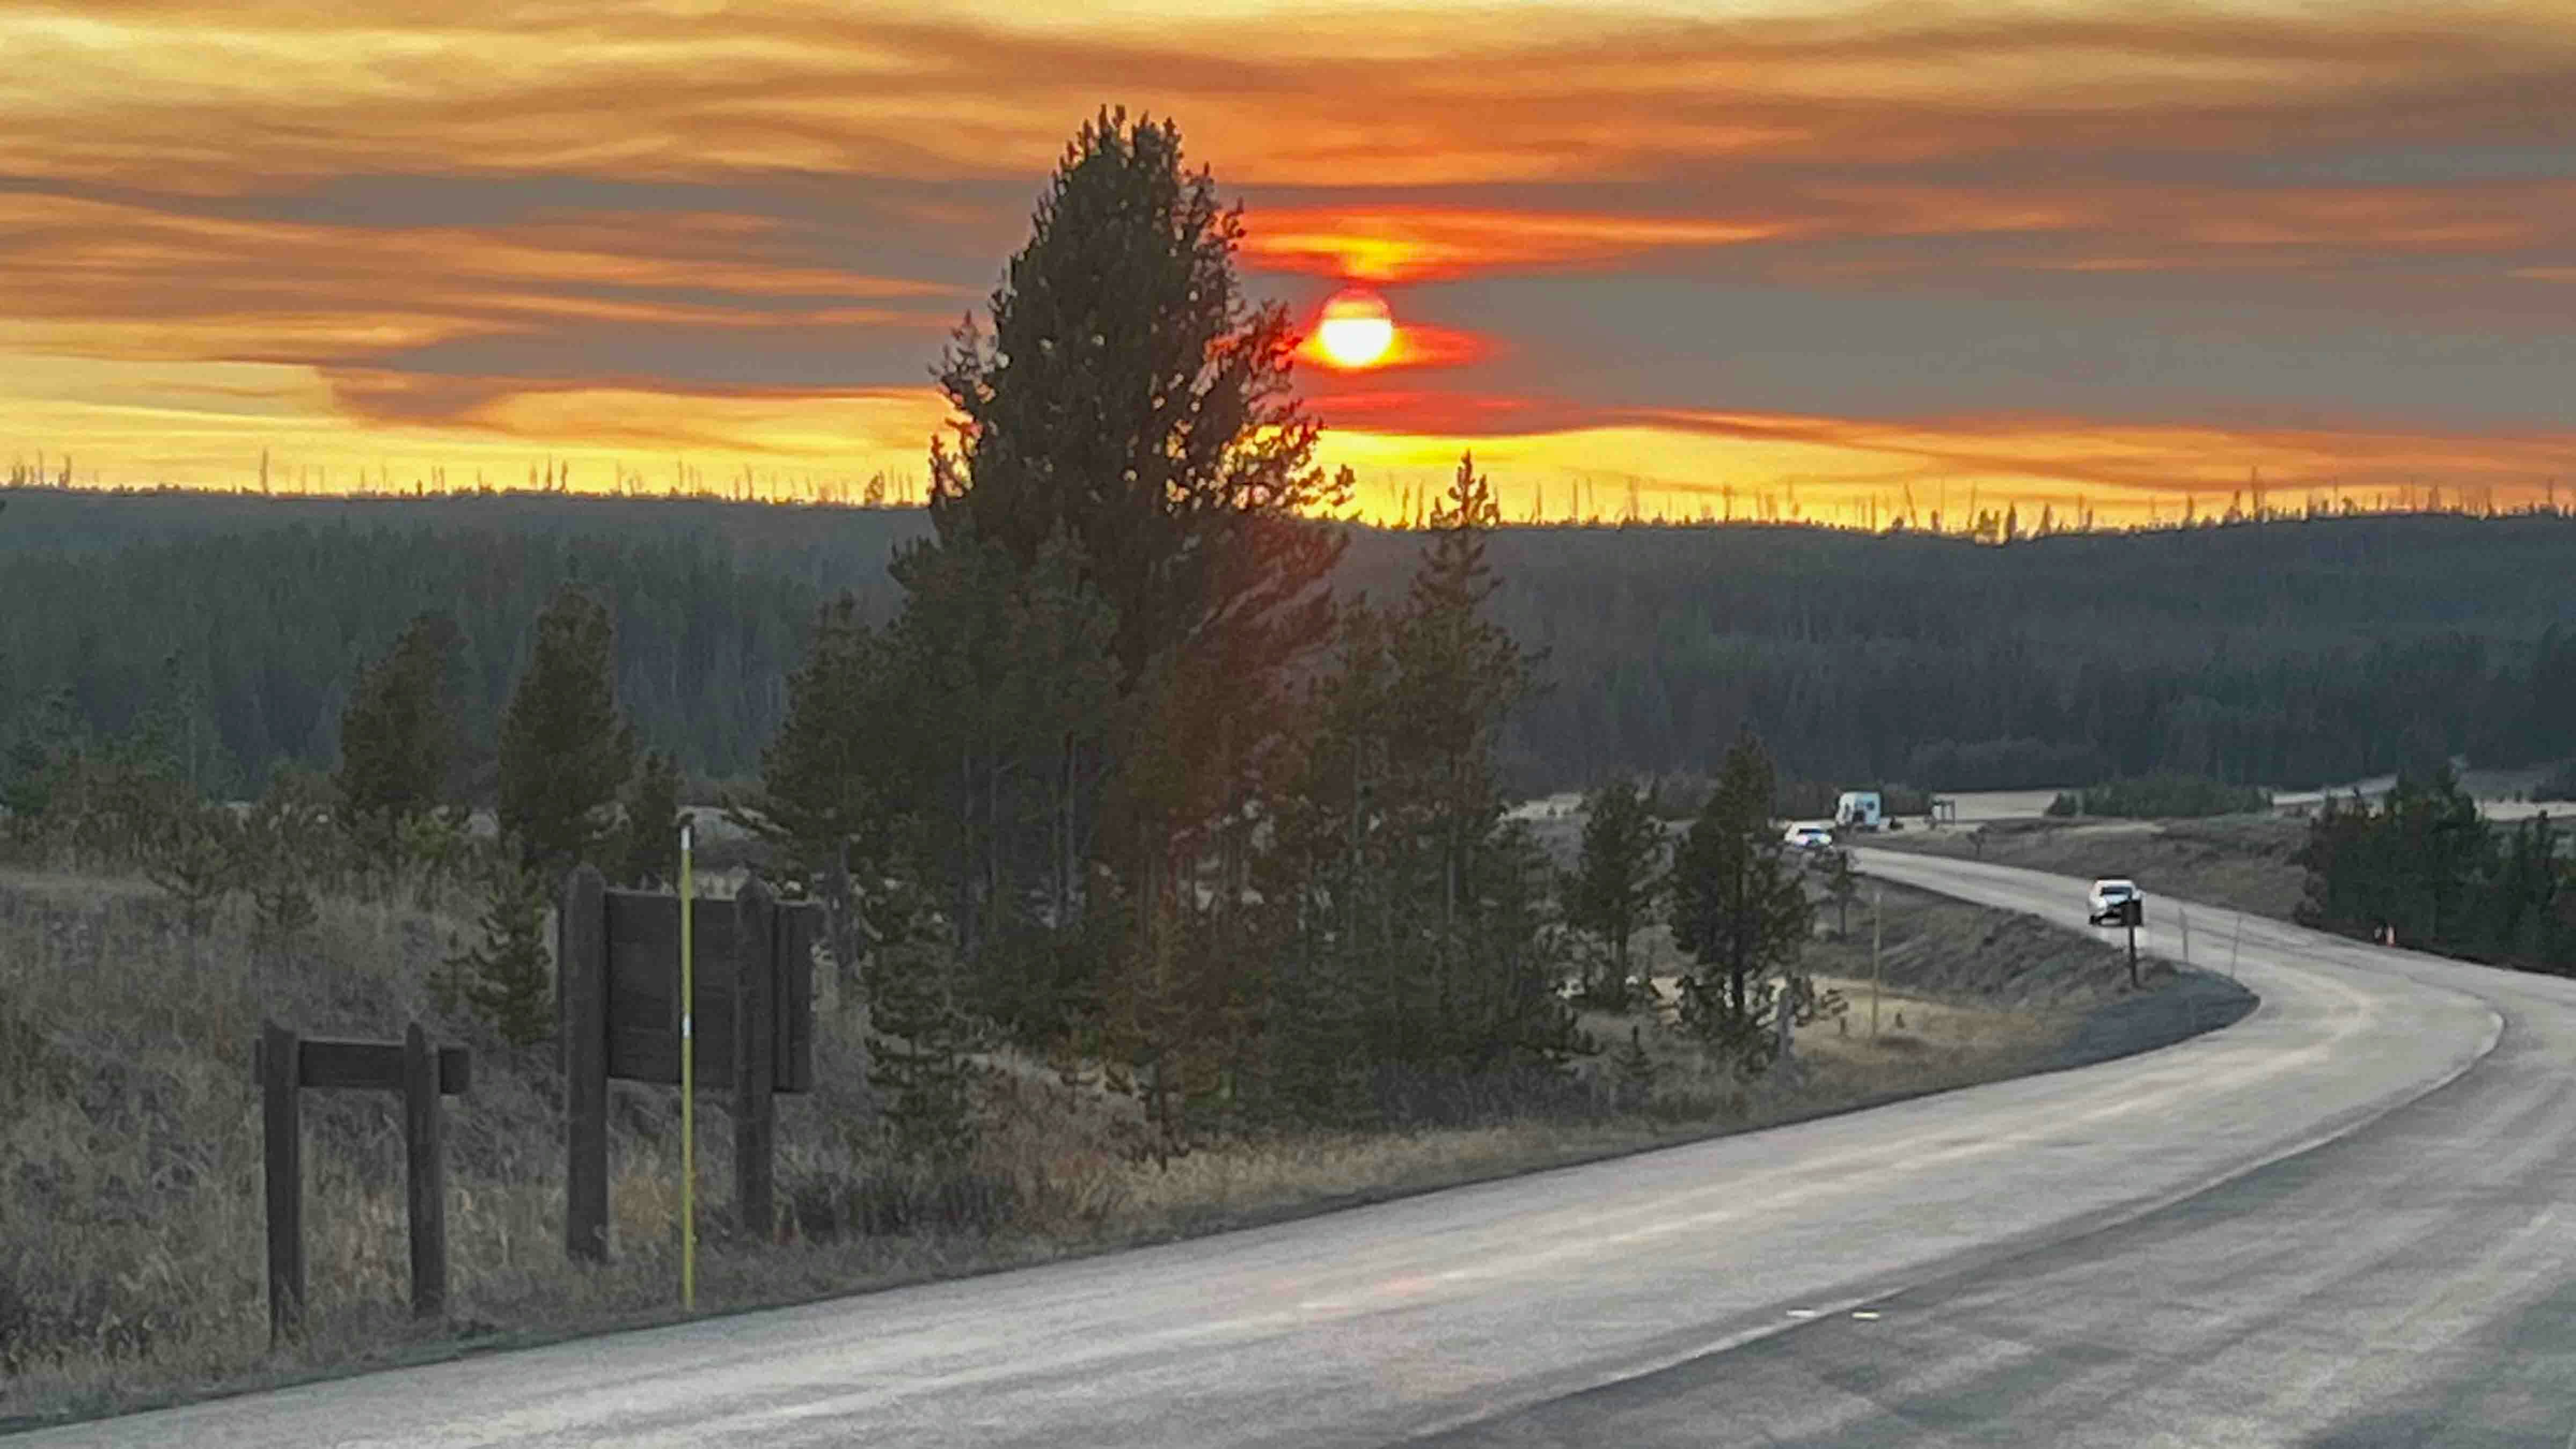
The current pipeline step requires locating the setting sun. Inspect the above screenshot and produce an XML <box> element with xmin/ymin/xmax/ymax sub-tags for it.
<box><xmin>1313</xmin><ymin>289</ymin><xmax>1395</xmax><ymax>369</ymax></box>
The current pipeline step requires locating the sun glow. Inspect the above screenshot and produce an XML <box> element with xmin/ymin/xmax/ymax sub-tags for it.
<box><xmin>1313</xmin><ymin>289</ymin><xmax>1396</xmax><ymax>369</ymax></box>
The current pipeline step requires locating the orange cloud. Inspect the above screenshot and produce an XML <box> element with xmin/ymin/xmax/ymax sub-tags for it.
<box><xmin>4</xmin><ymin>0</ymin><xmax>2573</xmax><ymax>510</ymax></box>
<box><xmin>1</xmin><ymin>350</ymin><xmax>949</xmax><ymax>490</ymax></box>
<box><xmin>1248</xmin><ymin>208</ymin><xmax>1800</xmax><ymax>283</ymax></box>
<box><xmin>6</xmin><ymin>4</ymin><xmax>2572</xmax><ymax>193</ymax></box>
<box><xmin>0</xmin><ymin>192</ymin><xmax>962</xmax><ymax>365</ymax></box>
<box><xmin>1229</xmin><ymin>172</ymin><xmax>2576</xmax><ymax>293</ymax></box>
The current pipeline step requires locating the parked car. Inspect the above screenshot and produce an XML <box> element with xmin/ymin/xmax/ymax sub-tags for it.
<box><xmin>2088</xmin><ymin>877</ymin><xmax>2142</xmax><ymax>925</ymax></box>
<box><xmin>1783</xmin><ymin>823</ymin><xmax>1836</xmax><ymax>852</ymax></box>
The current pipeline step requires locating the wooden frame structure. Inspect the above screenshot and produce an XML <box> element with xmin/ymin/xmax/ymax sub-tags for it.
<box><xmin>257</xmin><ymin>1021</ymin><xmax>469</xmax><ymax>1343</ymax></box>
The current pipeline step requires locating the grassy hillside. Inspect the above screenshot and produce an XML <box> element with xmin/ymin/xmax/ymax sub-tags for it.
<box><xmin>0</xmin><ymin>855</ymin><xmax>2201</xmax><ymax>1427</ymax></box>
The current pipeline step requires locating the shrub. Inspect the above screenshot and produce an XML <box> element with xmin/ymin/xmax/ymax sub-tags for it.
<box><xmin>243</xmin><ymin>769</ymin><xmax>338</xmax><ymax>960</ymax></box>
<box><xmin>446</xmin><ymin>852</ymin><xmax>555</xmax><ymax>1046</ymax></box>
<box><xmin>138</xmin><ymin>799</ymin><xmax>246</xmax><ymax>937</ymax></box>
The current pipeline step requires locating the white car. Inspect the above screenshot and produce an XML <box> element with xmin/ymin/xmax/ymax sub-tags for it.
<box><xmin>2088</xmin><ymin>877</ymin><xmax>2142</xmax><ymax>925</ymax></box>
<box><xmin>1782</xmin><ymin>823</ymin><xmax>1836</xmax><ymax>852</ymax></box>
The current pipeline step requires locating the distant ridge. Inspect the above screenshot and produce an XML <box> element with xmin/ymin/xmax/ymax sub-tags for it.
<box><xmin>3</xmin><ymin>487</ymin><xmax>2570</xmax><ymax>794</ymax></box>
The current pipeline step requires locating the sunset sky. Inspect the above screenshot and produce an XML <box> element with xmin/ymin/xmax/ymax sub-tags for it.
<box><xmin>4</xmin><ymin>1</ymin><xmax>2573</xmax><ymax>525</ymax></box>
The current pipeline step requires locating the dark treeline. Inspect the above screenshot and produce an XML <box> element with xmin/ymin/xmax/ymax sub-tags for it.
<box><xmin>0</xmin><ymin>525</ymin><xmax>821</xmax><ymax>799</ymax></box>
<box><xmin>6</xmin><ymin>501</ymin><xmax>2571</xmax><ymax>800</ymax></box>
<box><xmin>1437</xmin><ymin>517</ymin><xmax>2576</xmax><ymax>792</ymax></box>
<box><xmin>2297</xmin><ymin>766</ymin><xmax>2576</xmax><ymax>975</ymax></box>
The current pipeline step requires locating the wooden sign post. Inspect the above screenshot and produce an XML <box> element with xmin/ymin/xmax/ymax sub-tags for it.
<box><xmin>257</xmin><ymin>1021</ymin><xmax>470</xmax><ymax>1343</ymax></box>
<box><xmin>558</xmin><ymin>864</ymin><xmax>817</xmax><ymax>1265</ymax></box>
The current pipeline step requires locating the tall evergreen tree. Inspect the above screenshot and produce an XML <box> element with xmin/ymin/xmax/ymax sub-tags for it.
<box><xmin>497</xmin><ymin>587</ymin><xmax>636</xmax><ymax>876</ymax></box>
<box><xmin>926</xmin><ymin>107</ymin><xmax>1344</xmax><ymax>695</ymax></box>
<box><xmin>614</xmin><ymin>749</ymin><xmax>683</xmax><ymax>889</ymax></box>
<box><xmin>336</xmin><ymin>612</ymin><xmax>462</xmax><ymax>874</ymax></box>
<box><xmin>1258</xmin><ymin>454</ymin><xmax>1578</xmax><ymax>1094</ymax></box>
<box><xmin>919</xmin><ymin>108</ymin><xmax>1348</xmax><ymax>1141</ymax></box>
<box><xmin>0</xmin><ymin>687</ymin><xmax>83</xmax><ymax>829</ymax></box>
<box><xmin>1669</xmin><ymin>731</ymin><xmax>1814</xmax><ymax>1069</ymax></box>
<box><xmin>870</xmin><ymin>532</ymin><xmax>1122</xmax><ymax>1038</ymax></box>
<box><xmin>1565</xmin><ymin>775</ymin><xmax>1665</xmax><ymax>1007</ymax></box>
<box><xmin>1255</xmin><ymin>601</ymin><xmax>1399</xmax><ymax>1124</ymax></box>
<box><xmin>1384</xmin><ymin>453</ymin><xmax>1546</xmax><ymax>1063</ymax></box>
<box><xmin>732</xmin><ymin>593</ymin><xmax>909</xmax><ymax>1009</ymax></box>
<box><xmin>736</xmin><ymin>596</ymin><xmax>898</xmax><ymax>888</ymax></box>
<box><xmin>2376</xmin><ymin>764</ymin><xmax>2488</xmax><ymax>946</ymax></box>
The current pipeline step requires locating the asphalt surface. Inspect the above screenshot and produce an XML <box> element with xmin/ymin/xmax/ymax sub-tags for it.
<box><xmin>24</xmin><ymin>853</ymin><xmax>2570</xmax><ymax>1447</ymax></box>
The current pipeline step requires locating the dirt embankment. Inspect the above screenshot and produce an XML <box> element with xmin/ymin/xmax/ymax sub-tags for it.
<box><xmin>1534</xmin><ymin>800</ymin><xmax>2259</xmax><ymax>1075</ymax></box>
<box><xmin>1798</xmin><ymin>881</ymin><xmax>2255</xmax><ymax>1071</ymax></box>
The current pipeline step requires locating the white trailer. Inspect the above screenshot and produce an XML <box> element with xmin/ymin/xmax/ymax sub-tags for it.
<box><xmin>1834</xmin><ymin>791</ymin><xmax>1885</xmax><ymax>831</ymax></box>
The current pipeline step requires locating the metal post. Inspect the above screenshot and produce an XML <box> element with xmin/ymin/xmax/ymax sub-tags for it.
<box><xmin>2179</xmin><ymin>906</ymin><xmax>2191</xmax><ymax>968</ymax></box>
<box><xmin>679</xmin><ymin>821</ymin><xmax>697</xmax><ymax>1311</ymax></box>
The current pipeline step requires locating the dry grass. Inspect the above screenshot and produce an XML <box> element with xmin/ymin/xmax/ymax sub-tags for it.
<box><xmin>1</xmin><ymin>862</ymin><xmax>2186</xmax><ymax>1430</ymax></box>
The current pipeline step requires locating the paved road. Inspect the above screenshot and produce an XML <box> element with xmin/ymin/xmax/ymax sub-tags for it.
<box><xmin>27</xmin><ymin>854</ymin><xmax>2569</xmax><ymax>1447</ymax></box>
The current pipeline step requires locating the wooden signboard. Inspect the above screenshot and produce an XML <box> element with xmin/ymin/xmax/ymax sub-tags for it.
<box><xmin>559</xmin><ymin>866</ymin><xmax>818</xmax><ymax>1262</ymax></box>
<box><xmin>597</xmin><ymin>892</ymin><xmax>816</xmax><ymax>1091</ymax></box>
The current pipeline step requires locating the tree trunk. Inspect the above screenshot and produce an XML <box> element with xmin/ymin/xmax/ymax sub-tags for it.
<box><xmin>1055</xmin><ymin>731</ymin><xmax>1076</xmax><ymax>928</ymax></box>
<box><xmin>985</xmin><ymin>754</ymin><xmax>1003</xmax><ymax>941</ymax></box>
<box><xmin>1774</xmin><ymin>974</ymin><xmax>1795</xmax><ymax>1070</ymax></box>
<box><xmin>954</xmin><ymin>749</ymin><xmax>977</xmax><ymax>962</ymax></box>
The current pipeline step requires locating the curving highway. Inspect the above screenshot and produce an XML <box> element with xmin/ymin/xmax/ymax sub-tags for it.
<box><xmin>24</xmin><ymin>853</ymin><xmax>2576</xmax><ymax>1446</ymax></box>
